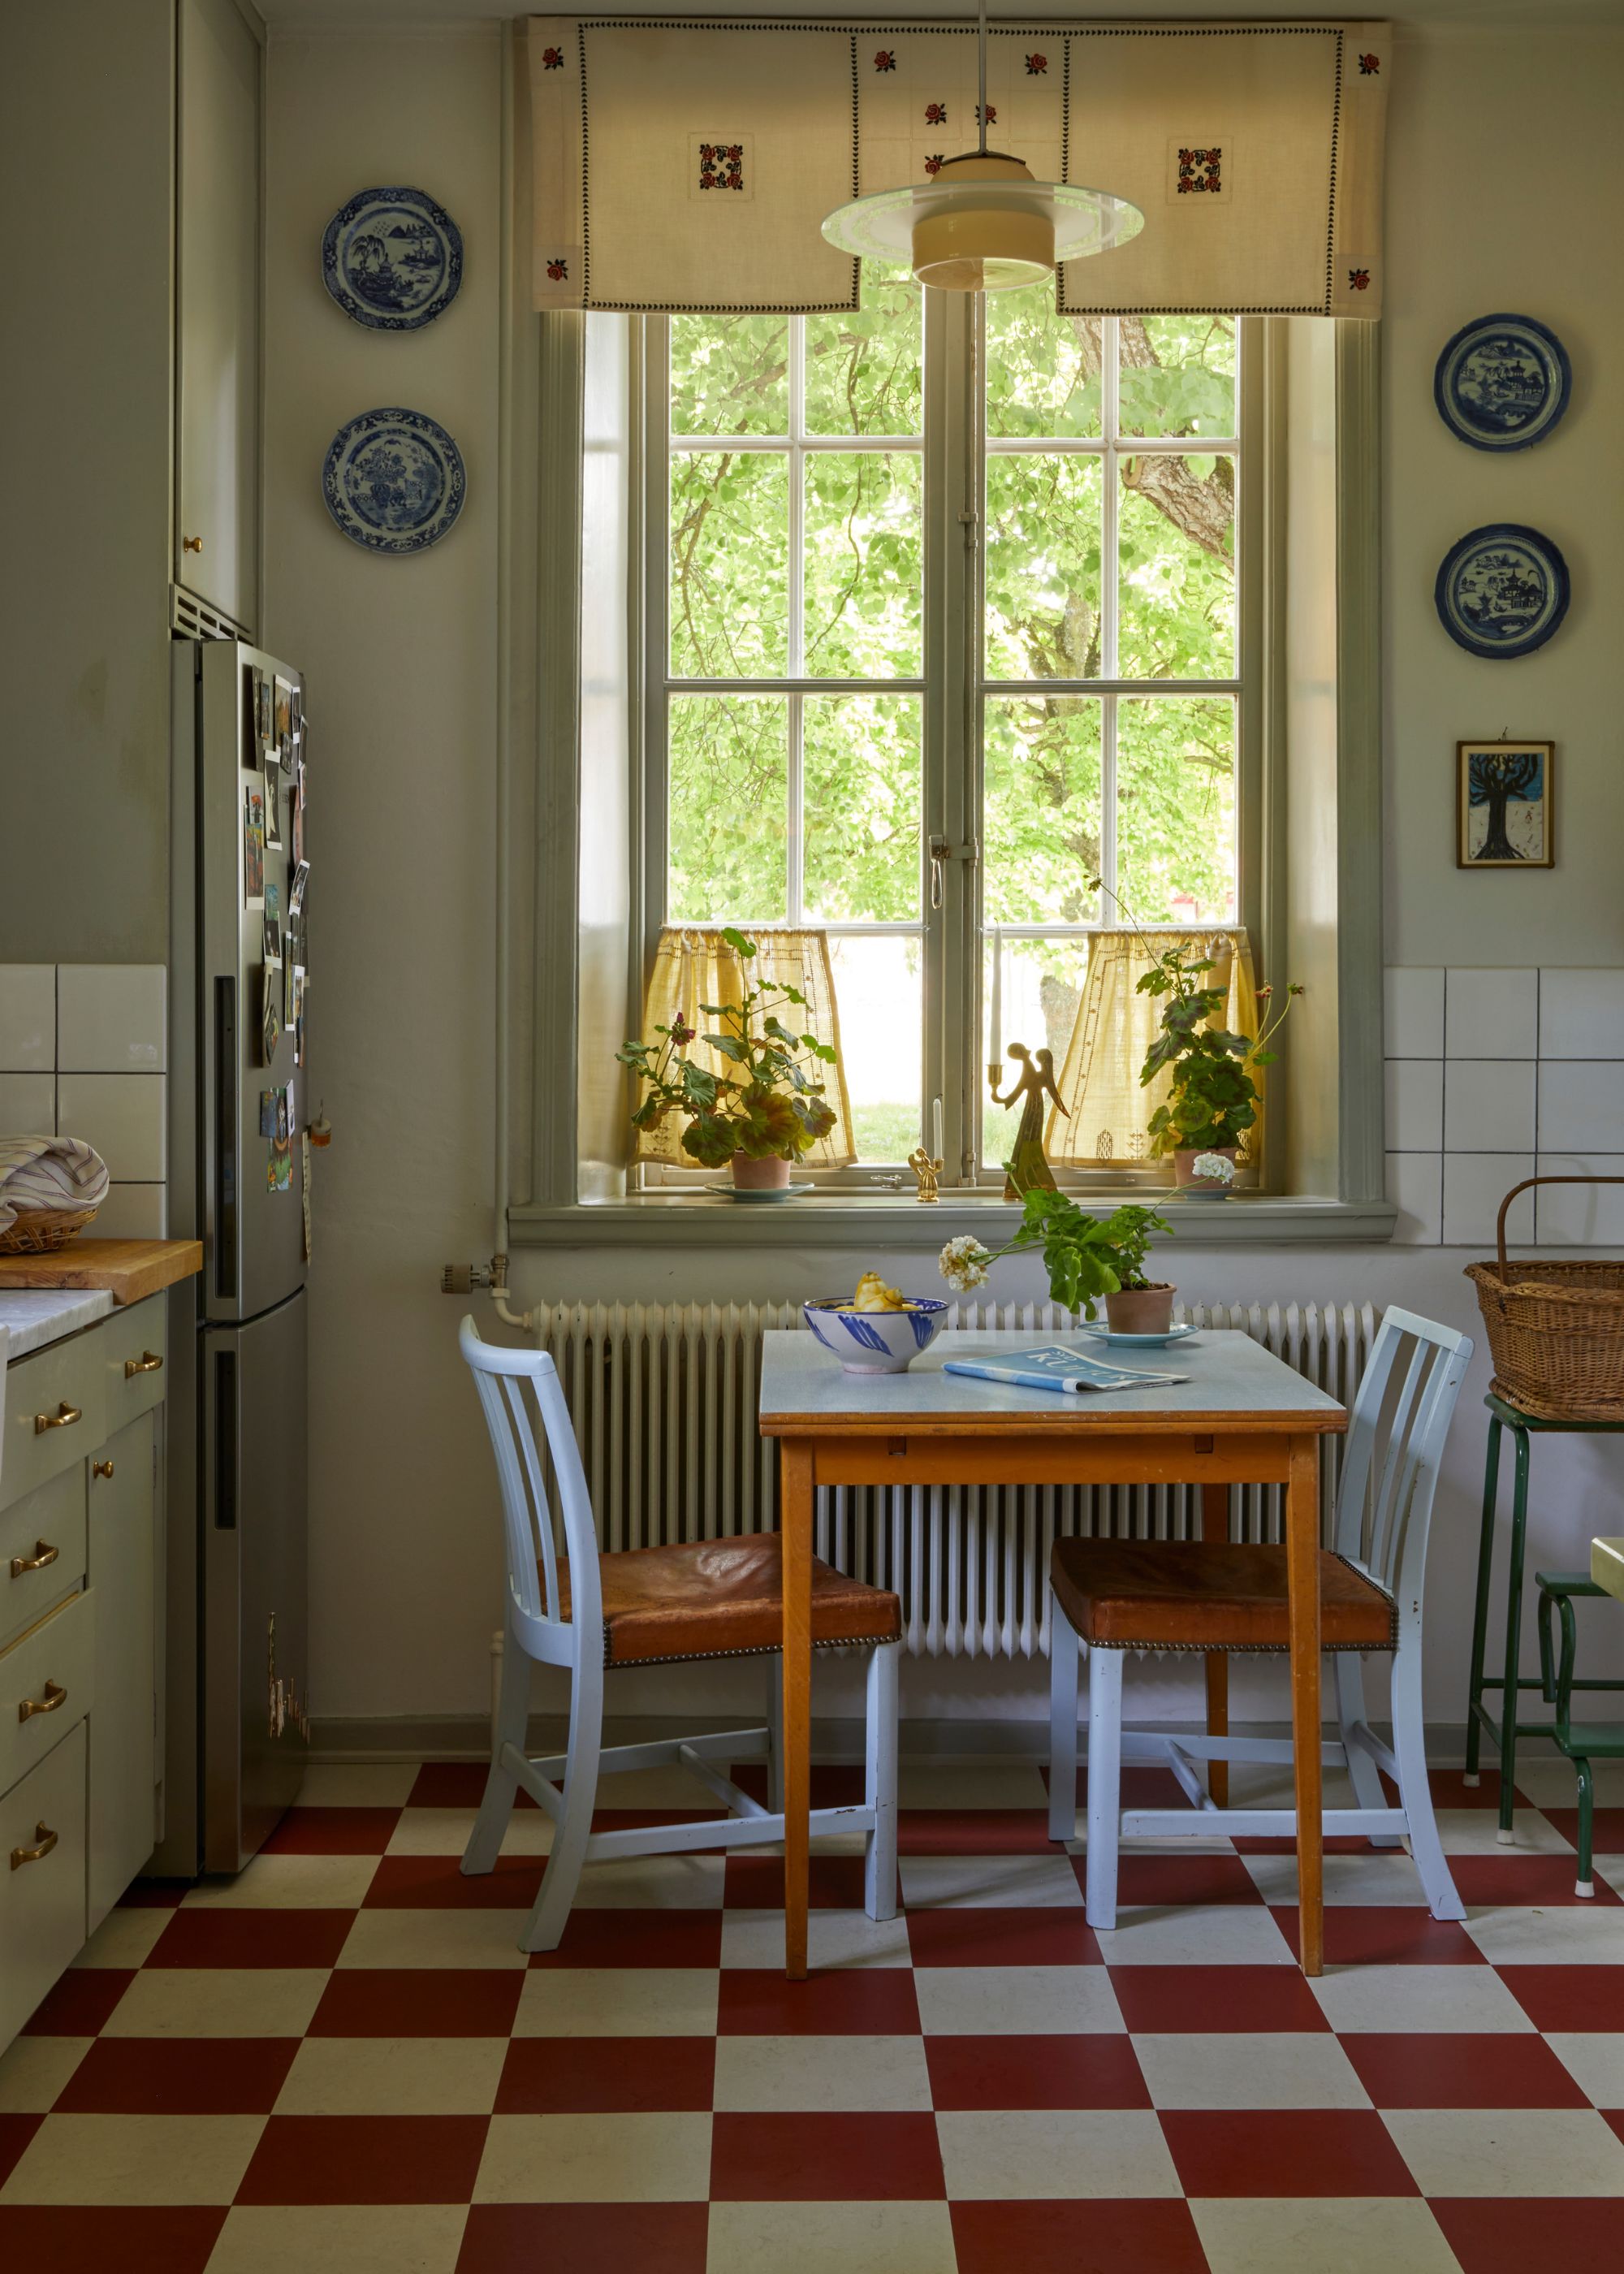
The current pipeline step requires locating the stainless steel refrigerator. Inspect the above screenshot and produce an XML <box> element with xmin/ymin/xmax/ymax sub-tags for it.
<box><xmin>158</xmin><ymin>638</ymin><xmax>309</xmax><ymax>1877</ymax></box>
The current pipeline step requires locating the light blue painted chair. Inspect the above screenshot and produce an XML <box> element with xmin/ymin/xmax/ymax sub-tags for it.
<box><xmin>1048</xmin><ymin>1307</ymin><xmax>1475</xmax><ymax>1928</ymax></box>
<box><xmin>458</xmin><ymin>1316</ymin><xmax>901</xmax><ymax>1952</ymax></box>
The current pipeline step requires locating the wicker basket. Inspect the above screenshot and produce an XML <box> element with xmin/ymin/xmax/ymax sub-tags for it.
<box><xmin>0</xmin><ymin>1205</ymin><xmax>100</xmax><ymax>1257</ymax></box>
<box><xmin>1465</xmin><ymin>1176</ymin><xmax>1624</xmax><ymax>1421</ymax></box>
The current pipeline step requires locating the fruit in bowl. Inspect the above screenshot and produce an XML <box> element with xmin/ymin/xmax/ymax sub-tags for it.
<box><xmin>804</xmin><ymin>1274</ymin><xmax>949</xmax><ymax>1375</ymax></box>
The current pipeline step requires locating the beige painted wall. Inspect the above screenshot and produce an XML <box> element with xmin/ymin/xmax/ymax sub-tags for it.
<box><xmin>261</xmin><ymin>22</ymin><xmax>504</xmax><ymax>1718</ymax></box>
<box><xmin>260</xmin><ymin>17</ymin><xmax>1624</xmax><ymax>1727</ymax></box>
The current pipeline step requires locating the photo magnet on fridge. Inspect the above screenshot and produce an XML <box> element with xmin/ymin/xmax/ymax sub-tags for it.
<box><xmin>291</xmin><ymin>786</ymin><xmax>304</xmax><ymax>866</ymax></box>
<box><xmin>246</xmin><ymin>668</ymin><xmax>264</xmax><ymax>766</ymax></box>
<box><xmin>262</xmin><ymin>911</ymin><xmax>283</xmax><ymax>966</ymax></box>
<box><xmin>290</xmin><ymin>859</ymin><xmax>309</xmax><ymax>914</ymax></box>
<box><xmin>258</xmin><ymin>673</ymin><xmax>274</xmax><ymax>751</ymax></box>
<box><xmin>274</xmin><ymin>676</ymin><xmax>293</xmax><ymax>763</ymax></box>
<box><xmin>261</xmin><ymin>966</ymin><xmax>282</xmax><ymax>1065</ymax></box>
<box><xmin>244</xmin><ymin>784</ymin><xmax>266</xmax><ymax>905</ymax></box>
<box><xmin>263</xmin><ymin>760</ymin><xmax>283</xmax><ymax>851</ymax></box>
<box><xmin>260</xmin><ymin>1089</ymin><xmax>279</xmax><ymax>1139</ymax></box>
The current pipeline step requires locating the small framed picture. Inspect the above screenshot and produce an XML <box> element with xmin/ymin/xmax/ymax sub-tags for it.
<box><xmin>243</xmin><ymin>784</ymin><xmax>265</xmax><ymax>904</ymax></box>
<box><xmin>1458</xmin><ymin>739</ymin><xmax>1554</xmax><ymax>868</ymax></box>
<box><xmin>263</xmin><ymin>761</ymin><xmax>283</xmax><ymax>851</ymax></box>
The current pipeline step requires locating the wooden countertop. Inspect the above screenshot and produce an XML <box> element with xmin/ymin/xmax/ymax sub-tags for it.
<box><xmin>0</xmin><ymin>1238</ymin><xmax>203</xmax><ymax>1306</ymax></box>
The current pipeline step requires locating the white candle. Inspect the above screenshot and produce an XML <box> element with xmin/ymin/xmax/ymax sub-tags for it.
<box><xmin>931</xmin><ymin>1096</ymin><xmax>944</xmax><ymax>1165</ymax></box>
<box><xmin>989</xmin><ymin>926</ymin><xmax>1003</xmax><ymax>1064</ymax></box>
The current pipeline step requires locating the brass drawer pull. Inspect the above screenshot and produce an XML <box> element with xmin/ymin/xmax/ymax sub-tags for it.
<box><xmin>9</xmin><ymin>1541</ymin><xmax>59</xmax><ymax>1579</ymax></box>
<box><xmin>33</xmin><ymin>1403</ymin><xmax>82</xmax><ymax>1435</ymax></box>
<box><xmin>93</xmin><ymin>1461</ymin><xmax>114</xmax><ymax>1480</ymax></box>
<box><xmin>18</xmin><ymin>1680</ymin><xmax>67</xmax><ymax>1724</ymax></box>
<box><xmin>10</xmin><ymin>1822</ymin><xmax>58</xmax><ymax>1870</ymax></box>
<box><xmin>125</xmin><ymin>1352</ymin><xmax>163</xmax><ymax>1378</ymax></box>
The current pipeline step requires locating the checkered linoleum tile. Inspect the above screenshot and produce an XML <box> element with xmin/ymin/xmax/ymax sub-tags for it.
<box><xmin>5</xmin><ymin>1760</ymin><xmax>1624</xmax><ymax>2272</ymax></box>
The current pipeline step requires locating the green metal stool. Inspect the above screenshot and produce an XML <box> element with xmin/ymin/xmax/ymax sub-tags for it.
<box><xmin>1533</xmin><ymin>1548</ymin><xmax>1624</xmax><ymax>1898</ymax></box>
<box><xmin>1464</xmin><ymin>1393</ymin><xmax>1624</xmax><ymax>1835</ymax></box>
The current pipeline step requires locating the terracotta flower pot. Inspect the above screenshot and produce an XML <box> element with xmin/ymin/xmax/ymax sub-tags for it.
<box><xmin>1104</xmin><ymin>1283</ymin><xmax>1176</xmax><ymax>1335</ymax></box>
<box><xmin>1173</xmin><ymin>1145</ymin><xmax>1240</xmax><ymax>1193</ymax></box>
<box><xmin>731</xmin><ymin>1152</ymin><xmax>793</xmax><ymax>1191</ymax></box>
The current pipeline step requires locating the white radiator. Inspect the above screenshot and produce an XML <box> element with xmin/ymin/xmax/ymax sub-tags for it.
<box><xmin>533</xmin><ymin>1299</ymin><xmax>1378</xmax><ymax>1660</ymax></box>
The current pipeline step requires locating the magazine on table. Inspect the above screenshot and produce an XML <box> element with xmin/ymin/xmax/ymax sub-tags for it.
<box><xmin>941</xmin><ymin>1344</ymin><xmax>1190</xmax><ymax>1395</ymax></box>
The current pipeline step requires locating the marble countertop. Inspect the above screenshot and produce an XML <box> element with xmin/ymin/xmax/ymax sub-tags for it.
<box><xmin>0</xmin><ymin>1288</ymin><xmax>117</xmax><ymax>1361</ymax></box>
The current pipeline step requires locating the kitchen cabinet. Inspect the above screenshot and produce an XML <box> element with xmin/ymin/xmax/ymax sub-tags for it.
<box><xmin>175</xmin><ymin>0</ymin><xmax>261</xmax><ymax>633</ymax></box>
<box><xmin>0</xmin><ymin>1297</ymin><xmax>167</xmax><ymax>2047</ymax></box>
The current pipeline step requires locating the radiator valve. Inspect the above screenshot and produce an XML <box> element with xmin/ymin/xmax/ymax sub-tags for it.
<box><xmin>441</xmin><ymin>1262</ymin><xmax>495</xmax><ymax>1295</ymax></box>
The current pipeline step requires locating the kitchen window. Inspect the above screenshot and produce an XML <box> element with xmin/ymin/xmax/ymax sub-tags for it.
<box><xmin>640</xmin><ymin>288</ymin><xmax>1250</xmax><ymax>1187</ymax></box>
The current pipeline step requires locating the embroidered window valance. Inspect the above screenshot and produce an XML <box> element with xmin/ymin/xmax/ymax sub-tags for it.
<box><xmin>527</xmin><ymin>16</ymin><xmax>1389</xmax><ymax>318</ymax></box>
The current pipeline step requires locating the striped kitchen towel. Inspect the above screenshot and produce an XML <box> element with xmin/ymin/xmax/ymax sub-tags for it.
<box><xmin>0</xmin><ymin>1135</ymin><xmax>110</xmax><ymax>1233</ymax></box>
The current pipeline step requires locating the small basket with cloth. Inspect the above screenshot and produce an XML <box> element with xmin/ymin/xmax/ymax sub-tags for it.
<box><xmin>0</xmin><ymin>1135</ymin><xmax>111</xmax><ymax>1255</ymax></box>
<box><xmin>1466</xmin><ymin>1175</ymin><xmax>1624</xmax><ymax>1421</ymax></box>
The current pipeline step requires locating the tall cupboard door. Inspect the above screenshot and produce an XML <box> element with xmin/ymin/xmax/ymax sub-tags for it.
<box><xmin>175</xmin><ymin>0</ymin><xmax>261</xmax><ymax>632</ymax></box>
<box><xmin>87</xmin><ymin>1412</ymin><xmax>158</xmax><ymax>1931</ymax></box>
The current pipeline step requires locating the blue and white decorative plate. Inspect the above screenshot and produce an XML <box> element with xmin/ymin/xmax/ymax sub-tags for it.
<box><xmin>1434</xmin><ymin>314</ymin><xmax>1570</xmax><ymax>452</ymax></box>
<box><xmin>1434</xmin><ymin>525</ymin><xmax>1570</xmax><ymax>660</ymax></box>
<box><xmin>322</xmin><ymin>409</ymin><xmax>466</xmax><ymax>554</ymax></box>
<box><xmin>322</xmin><ymin>187</ymin><xmax>463</xmax><ymax>331</ymax></box>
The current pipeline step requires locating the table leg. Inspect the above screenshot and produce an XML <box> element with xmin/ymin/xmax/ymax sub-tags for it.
<box><xmin>1497</xmin><ymin>1423</ymin><xmax>1533</xmax><ymax>1837</ymax></box>
<box><xmin>1202</xmin><ymin>1481</ymin><xmax>1230</xmax><ymax>1809</ymax></box>
<box><xmin>1285</xmin><ymin>1434</ymin><xmax>1324</xmax><ymax>1976</ymax></box>
<box><xmin>780</xmin><ymin>1439</ymin><xmax>814</xmax><ymax>1981</ymax></box>
<box><xmin>1463</xmin><ymin>1416</ymin><xmax>1503</xmax><ymax>1787</ymax></box>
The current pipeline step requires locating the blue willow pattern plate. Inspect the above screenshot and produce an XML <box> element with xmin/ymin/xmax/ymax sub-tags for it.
<box><xmin>1434</xmin><ymin>313</ymin><xmax>1570</xmax><ymax>452</ymax></box>
<box><xmin>322</xmin><ymin>409</ymin><xmax>466</xmax><ymax>554</ymax></box>
<box><xmin>1434</xmin><ymin>525</ymin><xmax>1570</xmax><ymax>660</ymax></box>
<box><xmin>322</xmin><ymin>188</ymin><xmax>463</xmax><ymax>331</ymax></box>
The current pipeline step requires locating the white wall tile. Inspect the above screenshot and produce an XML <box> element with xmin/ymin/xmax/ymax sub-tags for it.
<box><xmin>1384</xmin><ymin>967</ymin><xmax>1445</xmax><ymax>1058</ymax></box>
<box><xmin>1446</xmin><ymin>968</ymin><xmax>1537</xmax><ymax>1059</ymax></box>
<box><xmin>1539</xmin><ymin>971</ymin><xmax>1624</xmax><ymax>1061</ymax></box>
<box><xmin>1534</xmin><ymin>1157</ymin><xmax>1624</xmax><ymax>1247</ymax></box>
<box><xmin>1446</xmin><ymin>1060</ymin><xmax>1536</xmax><ymax>1153</ymax></box>
<box><xmin>0</xmin><ymin>966</ymin><xmax>56</xmax><ymax>1071</ymax></box>
<box><xmin>0</xmin><ymin>1073</ymin><xmax>55</xmax><ymax>1136</ymax></box>
<box><xmin>54</xmin><ymin>1073</ymin><xmax>166</xmax><ymax>1182</ymax></box>
<box><xmin>57</xmin><ymin>963</ymin><xmax>166</xmax><ymax>1073</ymax></box>
<box><xmin>92</xmin><ymin>1184</ymin><xmax>168</xmax><ymax>1239</ymax></box>
<box><xmin>1538</xmin><ymin>1062</ymin><xmax>1624</xmax><ymax>1155</ymax></box>
<box><xmin>1385</xmin><ymin>1060</ymin><xmax>1444</xmax><ymax>1150</ymax></box>
<box><xmin>1443</xmin><ymin>1154</ymin><xmax>1535</xmax><ymax>1247</ymax></box>
<box><xmin>1386</xmin><ymin>1152</ymin><xmax>1443</xmax><ymax>1244</ymax></box>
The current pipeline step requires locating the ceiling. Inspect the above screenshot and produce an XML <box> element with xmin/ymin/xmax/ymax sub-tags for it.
<box><xmin>257</xmin><ymin>1</ymin><xmax>1624</xmax><ymax>28</ymax></box>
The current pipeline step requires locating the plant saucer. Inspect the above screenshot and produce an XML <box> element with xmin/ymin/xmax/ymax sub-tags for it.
<box><xmin>1077</xmin><ymin>1321</ymin><xmax>1201</xmax><ymax>1350</ymax></box>
<box><xmin>702</xmin><ymin>1182</ymin><xmax>815</xmax><ymax>1203</ymax></box>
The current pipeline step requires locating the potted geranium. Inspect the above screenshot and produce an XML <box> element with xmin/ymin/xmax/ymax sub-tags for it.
<box><xmin>940</xmin><ymin>1191</ymin><xmax>1177</xmax><ymax>1334</ymax></box>
<box><xmin>618</xmin><ymin>927</ymin><xmax>838</xmax><ymax>1190</ymax></box>
<box><xmin>1137</xmin><ymin>944</ymin><xmax>1301</xmax><ymax>1191</ymax></box>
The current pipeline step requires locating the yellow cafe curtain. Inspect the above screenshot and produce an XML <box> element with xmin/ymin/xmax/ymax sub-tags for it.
<box><xmin>633</xmin><ymin>926</ymin><xmax>857</xmax><ymax>1167</ymax></box>
<box><xmin>1047</xmin><ymin>928</ymin><xmax>1264</xmax><ymax>1180</ymax></box>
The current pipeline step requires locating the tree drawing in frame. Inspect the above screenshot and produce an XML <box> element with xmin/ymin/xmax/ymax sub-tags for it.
<box><xmin>1458</xmin><ymin>740</ymin><xmax>1553</xmax><ymax>869</ymax></box>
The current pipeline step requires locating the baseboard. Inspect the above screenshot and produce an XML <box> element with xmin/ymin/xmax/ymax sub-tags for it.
<box><xmin>308</xmin><ymin>1712</ymin><xmax>1478</xmax><ymax>1766</ymax></box>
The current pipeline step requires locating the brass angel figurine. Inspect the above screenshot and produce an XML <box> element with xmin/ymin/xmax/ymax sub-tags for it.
<box><xmin>991</xmin><ymin>1043</ymin><xmax>1069</xmax><ymax>1200</ymax></box>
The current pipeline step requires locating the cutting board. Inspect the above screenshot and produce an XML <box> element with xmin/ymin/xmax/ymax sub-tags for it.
<box><xmin>0</xmin><ymin>1239</ymin><xmax>203</xmax><ymax>1305</ymax></box>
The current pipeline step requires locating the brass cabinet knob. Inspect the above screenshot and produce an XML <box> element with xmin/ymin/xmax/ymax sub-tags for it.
<box><xmin>33</xmin><ymin>1403</ymin><xmax>82</xmax><ymax>1435</ymax></box>
<box><xmin>93</xmin><ymin>1461</ymin><xmax>114</xmax><ymax>1480</ymax></box>
<box><xmin>183</xmin><ymin>534</ymin><xmax>203</xmax><ymax>552</ymax></box>
<box><xmin>18</xmin><ymin>1679</ymin><xmax>67</xmax><ymax>1723</ymax></box>
<box><xmin>11</xmin><ymin>1822</ymin><xmax>58</xmax><ymax>1870</ymax></box>
<box><xmin>125</xmin><ymin>1351</ymin><xmax>163</xmax><ymax>1377</ymax></box>
<box><xmin>9</xmin><ymin>1541</ymin><xmax>58</xmax><ymax>1578</ymax></box>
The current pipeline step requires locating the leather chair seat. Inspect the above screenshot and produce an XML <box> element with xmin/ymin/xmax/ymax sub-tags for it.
<box><xmin>1050</xmin><ymin>1537</ymin><xmax>1397</xmax><ymax>1654</ymax></box>
<box><xmin>555</xmin><ymin>1535</ymin><xmax>902</xmax><ymax>1669</ymax></box>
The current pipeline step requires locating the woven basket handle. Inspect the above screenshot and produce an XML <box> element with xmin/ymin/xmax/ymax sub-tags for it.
<box><xmin>1497</xmin><ymin>1175</ymin><xmax>1624</xmax><ymax>1273</ymax></box>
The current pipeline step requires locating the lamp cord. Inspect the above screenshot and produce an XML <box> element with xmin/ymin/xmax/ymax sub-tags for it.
<box><xmin>977</xmin><ymin>0</ymin><xmax>988</xmax><ymax>153</ymax></box>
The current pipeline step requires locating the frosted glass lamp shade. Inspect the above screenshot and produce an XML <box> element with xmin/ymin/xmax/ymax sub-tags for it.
<box><xmin>823</xmin><ymin>152</ymin><xmax>1142</xmax><ymax>294</ymax></box>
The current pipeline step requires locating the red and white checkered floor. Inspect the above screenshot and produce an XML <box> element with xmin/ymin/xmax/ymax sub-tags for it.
<box><xmin>5</xmin><ymin>1753</ymin><xmax>1624</xmax><ymax>2272</ymax></box>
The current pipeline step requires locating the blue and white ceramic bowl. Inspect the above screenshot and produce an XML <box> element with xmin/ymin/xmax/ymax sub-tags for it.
<box><xmin>804</xmin><ymin>1296</ymin><xmax>948</xmax><ymax>1375</ymax></box>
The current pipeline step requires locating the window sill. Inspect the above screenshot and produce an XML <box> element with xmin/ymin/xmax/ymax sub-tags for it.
<box><xmin>508</xmin><ymin>1192</ymin><xmax>1399</xmax><ymax>1249</ymax></box>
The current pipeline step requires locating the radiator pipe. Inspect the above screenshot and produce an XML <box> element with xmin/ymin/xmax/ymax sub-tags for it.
<box><xmin>492</xmin><ymin>22</ymin><xmax>537</xmax><ymax>1339</ymax></box>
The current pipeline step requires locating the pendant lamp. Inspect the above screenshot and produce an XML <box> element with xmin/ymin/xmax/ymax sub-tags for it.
<box><xmin>821</xmin><ymin>0</ymin><xmax>1142</xmax><ymax>292</ymax></box>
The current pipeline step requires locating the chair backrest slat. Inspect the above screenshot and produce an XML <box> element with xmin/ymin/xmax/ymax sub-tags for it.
<box><xmin>1333</xmin><ymin>1304</ymin><xmax>1473</xmax><ymax>1608</ymax></box>
<box><xmin>460</xmin><ymin>1315</ymin><xmax>604</xmax><ymax>1643</ymax></box>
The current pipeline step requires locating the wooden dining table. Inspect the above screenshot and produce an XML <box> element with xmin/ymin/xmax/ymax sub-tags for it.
<box><xmin>759</xmin><ymin>1326</ymin><xmax>1348</xmax><ymax>1979</ymax></box>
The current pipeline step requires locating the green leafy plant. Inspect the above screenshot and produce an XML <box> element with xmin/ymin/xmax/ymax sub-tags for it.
<box><xmin>1136</xmin><ymin>942</ymin><xmax>1301</xmax><ymax>1159</ymax></box>
<box><xmin>617</xmin><ymin>927</ymin><xmax>839</xmax><ymax>1169</ymax></box>
<box><xmin>940</xmin><ymin>1195</ymin><xmax>1174</xmax><ymax>1320</ymax></box>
